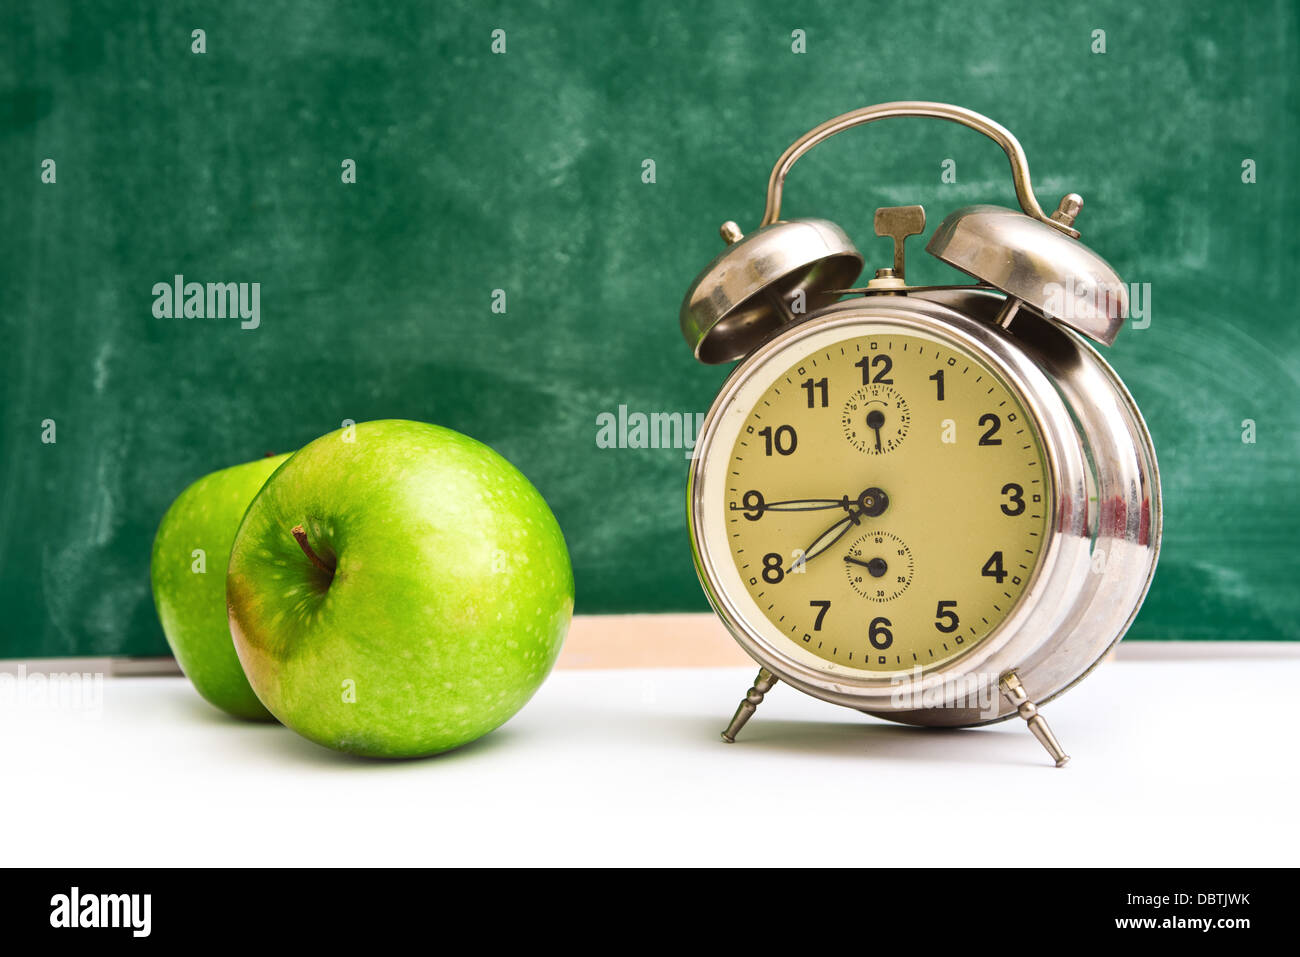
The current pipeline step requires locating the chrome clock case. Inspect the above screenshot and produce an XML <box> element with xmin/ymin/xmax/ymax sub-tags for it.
<box><xmin>680</xmin><ymin>102</ymin><xmax>1161</xmax><ymax>766</ymax></box>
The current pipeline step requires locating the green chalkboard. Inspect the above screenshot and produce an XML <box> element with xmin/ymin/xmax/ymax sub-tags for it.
<box><xmin>2</xmin><ymin>0</ymin><xmax>1297</xmax><ymax>657</ymax></box>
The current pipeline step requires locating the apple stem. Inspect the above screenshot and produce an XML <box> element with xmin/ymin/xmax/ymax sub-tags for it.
<box><xmin>291</xmin><ymin>524</ymin><xmax>334</xmax><ymax>575</ymax></box>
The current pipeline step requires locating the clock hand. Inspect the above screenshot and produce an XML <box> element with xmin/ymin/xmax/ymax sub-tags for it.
<box><xmin>866</xmin><ymin>408</ymin><xmax>885</xmax><ymax>452</ymax></box>
<box><xmin>729</xmin><ymin>497</ymin><xmax>851</xmax><ymax>514</ymax></box>
<box><xmin>796</xmin><ymin>487</ymin><xmax>890</xmax><ymax>566</ymax></box>
<box><xmin>844</xmin><ymin>555</ymin><xmax>888</xmax><ymax>577</ymax></box>
<box><xmin>799</xmin><ymin>512</ymin><xmax>860</xmax><ymax>565</ymax></box>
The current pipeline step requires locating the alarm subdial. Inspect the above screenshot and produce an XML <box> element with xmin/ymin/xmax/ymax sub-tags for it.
<box><xmin>842</xmin><ymin>385</ymin><xmax>910</xmax><ymax>455</ymax></box>
<box><xmin>844</xmin><ymin>530</ymin><xmax>914</xmax><ymax>602</ymax></box>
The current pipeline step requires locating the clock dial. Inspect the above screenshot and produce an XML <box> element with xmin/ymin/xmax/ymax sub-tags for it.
<box><xmin>724</xmin><ymin>331</ymin><xmax>1050</xmax><ymax>674</ymax></box>
<box><xmin>842</xmin><ymin>384</ymin><xmax>909</xmax><ymax>454</ymax></box>
<box><xmin>844</xmin><ymin>530</ymin><xmax>913</xmax><ymax>601</ymax></box>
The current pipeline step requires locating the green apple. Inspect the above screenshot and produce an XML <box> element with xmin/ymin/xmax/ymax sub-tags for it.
<box><xmin>151</xmin><ymin>454</ymin><xmax>291</xmax><ymax>720</ymax></box>
<box><xmin>226</xmin><ymin>419</ymin><xmax>574</xmax><ymax>758</ymax></box>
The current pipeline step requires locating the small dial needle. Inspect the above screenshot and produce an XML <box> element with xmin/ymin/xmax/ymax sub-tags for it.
<box><xmin>866</xmin><ymin>408</ymin><xmax>885</xmax><ymax>453</ymax></box>
<box><xmin>844</xmin><ymin>555</ymin><xmax>888</xmax><ymax>578</ymax></box>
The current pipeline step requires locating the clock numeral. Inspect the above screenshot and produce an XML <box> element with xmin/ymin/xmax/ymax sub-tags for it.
<box><xmin>801</xmin><ymin>377</ymin><xmax>829</xmax><ymax>408</ymax></box>
<box><xmin>981</xmin><ymin>550</ymin><xmax>1008</xmax><ymax>584</ymax></box>
<box><xmin>761</xmin><ymin>552</ymin><xmax>784</xmax><ymax>584</ymax></box>
<box><xmin>929</xmin><ymin>368</ymin><xmax>945</xmax><ymax>401</ymax></box>
<box><xmin>738</xmin><ymin>490</ymin><xmax>765</xmax><ymax>520</ymax></box>
<box><xmin>868</xmin><ymin>616</ymin><xmax>893</xmax><ymax>650</ymax></box>
<box><xmin>978</xmin><ymin>413</ymin><xmax>1002</xmax><ymax>445</ymax></box>
<box><xmin>809</xmin><ymin>600</ymin><xmax>831</xmax><ymax>631</ymax></box>
<box><xmin>758</xmin><ymin>424</ymin><xmax>797</xmax><ymax>456</ymax></box>
<box><xmin>1000</xmin><ymin>483</ymin><xmax>1025</xmax><ymax>516</ymax></box>
<box><xmin>934</xmin><ymin>600</ymin><xmax>960</xmax><ymax>633</ymax></box>
<box><xmin>855</xmin><ymin>354</ymin><xmax>893</xmax><ymax>385</ymax></box>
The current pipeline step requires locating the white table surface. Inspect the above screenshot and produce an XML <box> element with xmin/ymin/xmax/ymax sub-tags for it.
<box><xmin>3</xmin><ymin>647</ymin><xmax>1297</xmax><ymax>867</ymax></box>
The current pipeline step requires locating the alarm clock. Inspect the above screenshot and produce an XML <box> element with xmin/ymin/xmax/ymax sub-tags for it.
<box><xmin>680</xmin><ymin>102</ymin><xmax>1160</xmax><ymax>766</ymax></box>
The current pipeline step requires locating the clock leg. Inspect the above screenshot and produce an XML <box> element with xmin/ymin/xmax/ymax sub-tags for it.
<box><xmin>721</xmin><ymin>668</ymin><xmax>778</xmax><ymax>743</ymax></box>
<box><xmin>999</xmin><ymin>671</ymin><xmax>1070</xmax><ymax>767</ymax></box>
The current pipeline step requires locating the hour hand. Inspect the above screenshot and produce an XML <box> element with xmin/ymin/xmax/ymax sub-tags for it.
<box><xmin>799</xmin><ymin>514</ymin><xmax>859</xmax><ymax>563</ymax></box>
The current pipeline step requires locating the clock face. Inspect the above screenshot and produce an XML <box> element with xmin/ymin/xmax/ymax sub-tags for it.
<box><xmin>713</xmin><ymin>325</ymin><xmax>1051</xmax><ymax>675</ymax></box>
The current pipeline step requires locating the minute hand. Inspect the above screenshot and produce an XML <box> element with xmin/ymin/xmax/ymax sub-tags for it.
<box><xmin>730</xmin><ymin>497</ymin><xmax>849</xmax><ymax>514</ymax></box>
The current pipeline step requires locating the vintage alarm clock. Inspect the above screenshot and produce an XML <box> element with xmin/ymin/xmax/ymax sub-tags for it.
<box><xmin>680</xmin><ymin>102</ymin><xmax>1160</xmax><ymax>766</ymax></box>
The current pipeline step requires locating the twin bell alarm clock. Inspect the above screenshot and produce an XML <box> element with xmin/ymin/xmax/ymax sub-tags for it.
<box><xmin>679</xmin><ymin>102</ymin><xmax>1160</xmax><ymax>766</ymax></box>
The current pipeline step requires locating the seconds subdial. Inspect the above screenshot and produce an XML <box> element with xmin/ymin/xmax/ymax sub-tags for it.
<box><xmin>842</xmin><ymin>384</ymin><xmax>910</xmax><ymax>454</ymax></box>
<box><xmin>844</xmin><ymin>530</ymin><xmax>914</xmax><ymax>601</ymax></box>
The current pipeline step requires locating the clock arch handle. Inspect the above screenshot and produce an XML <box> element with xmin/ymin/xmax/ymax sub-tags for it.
<box><xmin>760</xmin><ymin>101</ymin><xmax>1079</xmax><ymax>238</ymax></box>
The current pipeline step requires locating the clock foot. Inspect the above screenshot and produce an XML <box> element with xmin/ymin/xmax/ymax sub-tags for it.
<box><xmin>721</xmin><ymin>668</ymin><xmax>778</xmax><ymax>743</ymax></box>
<box><xmin>999</xmin><ymin>671</ymin><xmax>1070</xmax><ymax>767</ymax></box>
